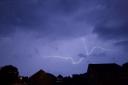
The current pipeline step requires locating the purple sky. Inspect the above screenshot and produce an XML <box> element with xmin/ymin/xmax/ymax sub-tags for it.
<box><xmin>0</xmin><ymin>0</ymin><xmax>128</xmax><ymax>76</ymax></box>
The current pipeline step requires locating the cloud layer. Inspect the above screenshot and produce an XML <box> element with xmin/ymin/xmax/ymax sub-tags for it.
<box><xmin>0</xmin><ymin>0</ymin><xmax>128</xmax><ymax>76</ymax></box>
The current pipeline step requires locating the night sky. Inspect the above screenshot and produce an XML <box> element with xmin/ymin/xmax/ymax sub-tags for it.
<box><xmin>0</xmin><ymin>0</ymin><xmax>128</xmax><ymax>76</ymax></box>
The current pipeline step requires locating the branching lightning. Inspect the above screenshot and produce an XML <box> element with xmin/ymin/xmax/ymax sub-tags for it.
<box><xmin>45</xmin><ymin>37</ymin><xmax>112</xmax><ymax>64</ymax></box>
<box><xmin>80</xmin><ymin>37</ymin><xmax>111</xmax><ymax>56</ymax></box>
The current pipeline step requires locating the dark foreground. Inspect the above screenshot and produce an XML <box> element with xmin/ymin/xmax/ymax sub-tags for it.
<box><xmin>0</xmin><ymin>63</ymin><xmax>128</xmax><ymax>85</ymax></box>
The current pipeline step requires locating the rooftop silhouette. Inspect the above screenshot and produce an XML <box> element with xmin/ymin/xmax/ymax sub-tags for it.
<box><xmin>0</xmin><ymin>63</ymin><xmax>128</xmax><ymax>85</ymax></box>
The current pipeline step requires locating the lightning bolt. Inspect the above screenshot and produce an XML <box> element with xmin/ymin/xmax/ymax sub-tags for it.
<box><xmin>44</xmin><ymin>37</ymin><xmax>112</xmax><ymax>64</ymax></box>
<box><xmin>80</xmin><ymin>37</ymin><xmax>111</xmax><ymax>56</ymax></box>
<box><xmin>47</xmin><ymin>55</ymin><xmax>84</xmax><ymax>64</ymax></box>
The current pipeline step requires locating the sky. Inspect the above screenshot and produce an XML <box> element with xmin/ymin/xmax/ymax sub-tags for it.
<box><xmin>0</xmin><ymin>0</ymin><xmax>128</xmax><ymax>76</ymax></box>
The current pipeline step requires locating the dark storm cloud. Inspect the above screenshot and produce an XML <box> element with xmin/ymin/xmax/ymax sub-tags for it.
<box><xmin>0</xmin><ymin>0</ymin><xmax>47</xmax><ymax>28</ymax></box>
<box><xmin>93</xmin><ymin>20</ymin><xmax>128</xmax><ymax>40</ymax></box>
<box><xmin>92</xmin><ymin>0</ymin><xmax>128</xmax><ymax>57</ymax></box>
<box><xmin>114</xmin><ymin>40</ymin><xmax>128</xmax><ymax>51</ymax></box>
<box><xmin>93</xmin><ymin>0</ymin><xmax>128</xmax><ymax>40</ymax></box>
<box><xmin>0</xmin><ymin>0</ymin><xmax>77</xmax><ymax>37</ymax></box>
<box><xmin>1</xmin><ymin>0</ymin><xmax>128</xmax><ymax>76</ymax></box>
<box><xmin>0</xmin><ymin>0</ymin><xmax>104</xmax><ymax>38</ymax></box>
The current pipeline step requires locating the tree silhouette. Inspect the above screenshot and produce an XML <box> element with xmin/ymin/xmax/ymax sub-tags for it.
<box><xmin>0</xmin><ymin>65</ymin><xmax>19</xmax><ymax>85</ymax></box>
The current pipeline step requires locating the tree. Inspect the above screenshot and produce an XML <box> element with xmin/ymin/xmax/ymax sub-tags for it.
<box><xmin>0</xmin><ymin>65</ymin><xmax>19</xmax><ymax>85</ymax></box>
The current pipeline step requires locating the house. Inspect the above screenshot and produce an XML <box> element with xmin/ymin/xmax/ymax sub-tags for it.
<box><xmin>29</xmin><ymin>70</ymin><xmax>56</xmax><ymax>85</ymax></box>
<box><xmin>87</xmin><ymin>63</ymin><xmax>121</xmax><ymax>85</ymax></box>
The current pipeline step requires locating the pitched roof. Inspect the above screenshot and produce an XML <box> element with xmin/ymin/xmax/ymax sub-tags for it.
<box><xmin>87</xmin><ymin>63</ymin><xmax>121</xmax><ymax>73</ymax></box>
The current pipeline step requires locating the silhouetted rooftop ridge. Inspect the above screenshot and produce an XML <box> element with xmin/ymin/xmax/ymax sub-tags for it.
<box><xmin>30</xmin><ymin>69</ymin><xmax>46</xmax><ymax>78</ymax></box>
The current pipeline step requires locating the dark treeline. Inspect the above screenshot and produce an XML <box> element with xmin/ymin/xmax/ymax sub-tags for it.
<box><xmin>0</xmin><ymin>63</ymin><xmax>128</xmax><ymax>85</ymax></box>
